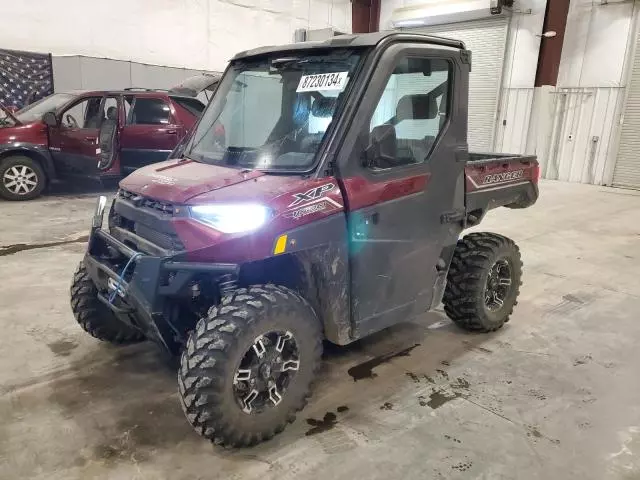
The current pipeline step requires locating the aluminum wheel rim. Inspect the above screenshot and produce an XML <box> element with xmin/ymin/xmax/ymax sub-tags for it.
<box><xmin>484</xmin><ymin>258</ymin><xmax>512</xmax><ymax>312</ymax></box>
<box><xmin>3</xmin><ymin>165</ymin><xmax>38</xmax><ymax>195</ymax></box>
<box><xmin>233</xmin><ymin>330</ymin><xmax>300</xmax><ymax>415</ymax></box>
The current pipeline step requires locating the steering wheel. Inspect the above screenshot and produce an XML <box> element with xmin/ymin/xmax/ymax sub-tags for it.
<box><xmin>65</xmin><ymin>114</ymin><xmax>79</xmax><ymax>128</ymax></box>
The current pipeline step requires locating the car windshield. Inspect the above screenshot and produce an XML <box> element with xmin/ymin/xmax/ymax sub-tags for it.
<box><xmin>16</xmin><ymin>93</ymin><xmax>75</xmax><ymax>122</ymax></box>
<box><xmin>185</xmin><ymin>49</ymin><xmax>362</xmax><ymax>171</ymax></box>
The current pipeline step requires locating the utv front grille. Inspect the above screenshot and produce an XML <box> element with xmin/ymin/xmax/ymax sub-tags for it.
<box><xmin>110</xmin><ymin>190</ymin><xmax>185</xmax><ymax>253</ymax></box>
<box><xmin>118</xmin><ymin>189</ymin><xmax>176</xmax><ymax>214</ymax></box>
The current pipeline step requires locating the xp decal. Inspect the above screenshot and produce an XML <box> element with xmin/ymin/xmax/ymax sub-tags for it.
<box><xmin>288</xmin><ymin>183</ymin><xmax>335</xmax><ymax>208</ymax></box>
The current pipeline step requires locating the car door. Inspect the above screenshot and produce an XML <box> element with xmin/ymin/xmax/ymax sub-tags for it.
<box><xmin>337</xmin><ymin>45</ymin><xmax>468</xmax><ymax>338</ymax></box>
<box><xmin>49</xmin><ymin>95</ymin><xmax>104</xmax><ymax>175</ymax></box>
<box><xmin>119</xmin><ymin>95</ymin><xmax>183</xmax><ymax>172</ymax></box>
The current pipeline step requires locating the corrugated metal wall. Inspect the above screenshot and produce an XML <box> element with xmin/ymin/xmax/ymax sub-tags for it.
<box><xmin>409</xmin><ymin>16</ymin><xmax>509</xmax><ymax>152</ymax></box>
<box><xmin>614</xmin><ymin>20</ymin><xmax>640</xmax><ymax>189</ymax></box>
<box><xmin>542</xmin><ymin>87</ymin><xmax>623</xmax><ymax>185</ymax></box>
<box><xmin>495</xmin><ymin>87</ymin><xmax>534</xmax><ymax>154</ymax></box>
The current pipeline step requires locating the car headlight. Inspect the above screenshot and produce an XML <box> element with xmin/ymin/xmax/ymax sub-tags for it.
<box><xmin>190</xmin><ymin>204</ymin><xmax>273</xmax><ymax>234</ymax></box>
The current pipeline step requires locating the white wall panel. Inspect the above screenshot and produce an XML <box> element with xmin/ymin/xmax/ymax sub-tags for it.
<box><xmin>53</xmin><ymin>56</ymin><xmax>218</xmax><ymax>94</ymax></box>
<box><xmin>0</xmin><ymin>0</ymin><xmax>351</xmax><ymax>72</ymax></box>
<box><xmin>543</xmin><ymin>87</ymin><xmax>623</xmax><ymax>185</ymax></box>
<box><xmin>558</xmin><ymin>0</ymin><xmax>634</xmax><ymax>88</ymax></box>
<box><xmin>495</xmin><ymin>88</ymin><xmax>534</xmax><ymax>154</ymax></box>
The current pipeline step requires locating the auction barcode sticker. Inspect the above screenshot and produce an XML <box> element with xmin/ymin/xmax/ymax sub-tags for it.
<box><xmin>296</xmin><ymin>72</ymin><xmax>349</xmax><ymax>93</ymax></box>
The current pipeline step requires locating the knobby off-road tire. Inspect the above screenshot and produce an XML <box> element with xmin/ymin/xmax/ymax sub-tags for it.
<box><xmin>178</xmin><ymin>284</ymin><xmax>322</xmax><ymax>447</ymax></box>
<box><xmin>443</xmin><ymin>232</ymin><xmax>522</xmax><ymax>332</ymax></box>
<box><xmin>70</xmin><ymin>262</ymin><xmax>145</xmax><ymax>344</ymax></box>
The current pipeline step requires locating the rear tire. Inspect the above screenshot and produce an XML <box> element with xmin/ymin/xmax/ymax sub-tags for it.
<box><xmin>178</xmin><ymin>284</ymin><xmax>322</xmax><ymax>447</ymax></box>
<box><xmin>0</xmin><ymin>155</ymin><xmax>46</xmax><ymax>201</ymax></box>
<box><xmin>443</xmin><ymin>232</ymin><xmax>522</xmax><ymax>332</ymax></box>
<box><xmin>70</xmin><ymin>261</ymin><xmax>145</xmax><ymax>344</ymax></box>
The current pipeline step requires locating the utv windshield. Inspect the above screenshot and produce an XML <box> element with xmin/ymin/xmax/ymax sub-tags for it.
<box><xmin>16</xmin><ymin>93</ymin><xmax>75</xmax><ymax>123</ymax></box>
<box><xmin>185</xmin><ymin>50</ymin><xmax>362</xmax><ymax>171</ymax></box>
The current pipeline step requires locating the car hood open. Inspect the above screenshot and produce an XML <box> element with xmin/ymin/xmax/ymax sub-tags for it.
<box><xmin>0</xmin><ymin>103</ymin><xmax>20</xmax><ymax>126</ymax></box>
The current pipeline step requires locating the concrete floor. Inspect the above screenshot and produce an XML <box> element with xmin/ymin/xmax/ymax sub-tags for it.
<box><xmin>1</xmin><ymin>180</ymin><xmax>640</xmax><ymax>480</ymax></box>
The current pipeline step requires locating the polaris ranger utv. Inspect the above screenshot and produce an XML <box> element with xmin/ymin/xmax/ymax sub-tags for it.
<box><xmin>71</xmin><ymin>31</ymin><xmax>539</xmax><ymax>447</ymax></box>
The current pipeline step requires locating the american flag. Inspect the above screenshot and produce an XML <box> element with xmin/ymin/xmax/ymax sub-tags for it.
<box><xmin>0</xmin><ymin>48</ymin><xmax>53</xmax><ymax>110</ymax></box>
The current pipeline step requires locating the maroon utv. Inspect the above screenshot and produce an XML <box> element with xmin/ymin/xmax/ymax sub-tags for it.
<box><xmin>0</xmin><ymin>74</ymin><xmax>220</xmax><ymax>200</ymax></box>
<box><xmin>71</xmin><ymin>32</ymin><xmax>539</xmax><ymax>447</ymax></box>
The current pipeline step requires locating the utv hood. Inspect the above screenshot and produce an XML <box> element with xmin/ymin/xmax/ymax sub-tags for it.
<box><xmin>169</xmin><ymin>73</ymin><xmax>222</xmax><ymax>98</ymax></box>
<box><xmin>119</xmin><ymin>159</ymin><xmax>264</xmax><ymax>203</ymax></box>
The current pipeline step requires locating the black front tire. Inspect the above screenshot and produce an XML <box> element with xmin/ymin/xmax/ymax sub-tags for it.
<box><xmin>178</xmin><ymin>284</ymin><xmax>322</xmax><ymax>447</ymax></box>
<box><xmin>0</xmin><ymin>155</ymin><xmax>46</xmax><ymax>201</ymax></box>
<box><xmin>70</xmin><ymin>262</ymin><xmax>145</xmax><ymax>344</ymax></box>
<box><xmin>443</xmin><ymin>232</ymin><xmax>522</xmax><ymax>332</ymax></box>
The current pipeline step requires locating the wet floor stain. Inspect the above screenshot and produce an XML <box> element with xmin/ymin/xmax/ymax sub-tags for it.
<box><xmin>425</xmin><ymin>390</ymin><xmax>461</xmax><ymax>409</ymax></box>
<box><xmin>528</xmin><ymin>388</ymin><xmax>547</xmax><ymax>400</ymax></box>
<box><xmin>0</xmin><ymin>235</ymin><xmax>88</xmax><ymax>257</ymax></box>
<box><xmin>563</xmin><ymin>293</ymin><xmax>586</xmax><ymax>304</ymax></box>
<box><xmin>462</xmin><ymin>341</ymin><xmax>493</xmax><ymax>354</ymax></box>
<box><xmin>406</xmin><ymin>372</ymin><xmax>421</xmax><ymax>383</ymax></box>
<box><xmin>527</xmin><ymin>426</ymin><xmax>542</xmax><ymax>438</ymax></box>
<box><xmin>47</xmin><ymin>339</ymin><xmax>79</xmax><ymax>357</ymax></box>
<box><xmin>573</xmin><ymin>354</ymin><xmax>593</xmax><ymax>366</ymax></box>
<box><xmin>380</xmin><ymin>402</ymin><xmax>393</xmax><ymax>410</ymax></box>
<box><xmin>305</xmin><ymin>412</ymin><xmax>338</xmax><ymax>437</ymax></box>
<box><xmin>336</xmin><ymin>405</ymin><xmax>349</xmax><ymax>413</ymax></box>
<box><xmin>347</xmin><ymin>344</ymin><xmax>420</xmax><ymax>381</ymax></box>
<box><xmin>451</xmin><ymin>458</ymin><xmax>473</xmax><ymax>472</ymax></box>
<box><xmin>526</xmin><ymin>425</ymin><xmax>561</xmax><ymax>445</ymax></box>
<box><xmin>451</xmin><ymin>377</ymin><xmax>470</xmax><ymax>390</ymax></box>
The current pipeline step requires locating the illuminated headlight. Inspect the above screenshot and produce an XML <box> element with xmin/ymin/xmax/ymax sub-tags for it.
<box><xmin>190</xmin><ymin>204</ymin><xmax>273</xmax><ymax>234</ymax></box>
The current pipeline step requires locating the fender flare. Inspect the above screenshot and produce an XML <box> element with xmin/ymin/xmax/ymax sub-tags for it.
<box><xmin>0</xmin><ymin>143</ymin><xmax>57</xmax><ymax>180</ymax></box>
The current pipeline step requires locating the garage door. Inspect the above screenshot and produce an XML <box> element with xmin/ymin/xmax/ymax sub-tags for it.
<box><xmin>613</xmin><ymin>29</ymin><xmax>640</xmax><ymax>189</ymax></box>
<box><xmin>403</xmin><ymin>17</ymin><xmax>509</xmax><ymax>151</ymax></box>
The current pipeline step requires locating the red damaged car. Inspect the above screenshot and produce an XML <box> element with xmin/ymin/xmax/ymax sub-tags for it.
<box><xmin>0</xmin><ymin>74</ymin><xmax>220</xmax><ymax>200</ymax></box>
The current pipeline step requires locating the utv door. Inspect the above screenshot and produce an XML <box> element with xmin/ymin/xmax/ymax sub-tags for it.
<box><xmin>338</xmin><ymin>44</ymin><xmax>469</xmax><ymax>338</ymax></box>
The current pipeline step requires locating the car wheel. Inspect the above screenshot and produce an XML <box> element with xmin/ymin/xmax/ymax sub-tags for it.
<box><xmin>0</xmin><ymin>155</ymin><xmax>46</xmax><ymax>201</ymax></box>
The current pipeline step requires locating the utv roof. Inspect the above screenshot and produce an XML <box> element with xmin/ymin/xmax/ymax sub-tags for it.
<box><xmin>232</xmin><ymin>31</ymin><xmax>466</xmax><ymax>61</ymax></box>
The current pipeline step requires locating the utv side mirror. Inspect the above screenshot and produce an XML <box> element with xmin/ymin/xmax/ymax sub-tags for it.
<box><xmin>42</xmin><ymin>111</ymin><xmax>57</xmax><ymax>127</ymax></box>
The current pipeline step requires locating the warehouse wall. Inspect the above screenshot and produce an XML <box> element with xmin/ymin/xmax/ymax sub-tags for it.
<box><xmin>378</xmin><ymin>1</ymin><xmax>640</xmax><ymax>187</ymax></box>
<box><xmin>0</xmin><ymin>0</ymin><xmax>351</xmax><ymax>72</ymax></box>
<box><xmin>379</xmin><ymin>0</ymin><xmax>547</xmax><ymax>155</ymax></box>
<box><xmin>540</xmin><ymin>0</ymin><xmax>638</xmax><ymax>185</ymax></box>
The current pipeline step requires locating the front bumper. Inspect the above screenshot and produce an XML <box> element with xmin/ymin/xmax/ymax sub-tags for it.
<box><xmin>84</xmin><ymin>196</ymin><xmax>239</xmax><ymax>354</ymax></box>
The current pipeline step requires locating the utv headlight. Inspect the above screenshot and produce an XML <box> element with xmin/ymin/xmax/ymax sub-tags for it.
<box><xmin>190</xmin><ymin>204</ymin><xmax>273</xmax><ymax>234</ymax></box>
